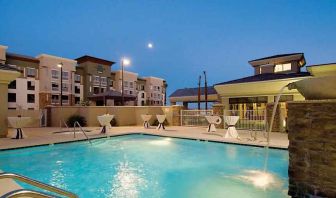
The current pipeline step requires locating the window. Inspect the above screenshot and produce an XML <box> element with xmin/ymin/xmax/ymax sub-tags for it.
<box><xmin>140</xmin><ymin>85</ymin><xmax>145</xmax><ymax>91</ymax></box>
<box><xmin>274</xmin><ymin>63</ymin><xmax>291</xmax><ymax>73</ymax></box>
<box><xmin>27</xmin><ymin>94</ymin><xmax>35</xmax><ymax>103</ymax></box>
<box><xmin>101</xmin><ymin>77</ymin><xmax>107</xmax><ymax>86</ymax></box>
<box><xmin>93</xmin><ymin>87</ymin><xmax>100</xmax><ymax>94</ymax></box>
<box><xmin>75</xmin><ymin>86</ymin><xmax>80</xmax><ymax>94</ymax></box>
<box><xmin>62</xmin><ymin>95</ymin><xmax>69</xmax><ymax>104</ymax></box>
<box><xmin>141</xmin><ymin>93</ymin><xmax>145</xmax><ymax>98</ymax></box>
<box><xmin>124</xmin><ymin>81</ymin><xmax>129</xmax><ymax>88</ymax></box>
<box><xmin>129</xmin><ymin>91</ymin><xmax>133</xmax><ymax>95</ymax></box>
<box><xmin>52</xmin><ymin>70</ymin><xmax>59</xmax><ymax>79</ymax></box>
<box><xmin>101</xmin><ymin>88</ymin><xmax>106</xmax><ymax>93</ymax></box>
<box><xmin>110</xmin><ymin>80</ymin><xmax>114</xmax><ymax>86</ymax></box>
<box><xmin>62</xmin><ymin>71</ymin><xmax>69</xmax><ymax>80</ymax></box>
<box><xmin>51</xmin><ymin>95</ymin><xmax>59</xmax><ymax>103</ymax></box>
<box><xmin>75</xmin><ymin>97</ymin><xmax>80</xmax><ymax>104</ymax></box>
<box><xmin>8</xmin><ymin>80</ymin><xmax>16</xmax><ymax>89</ymax></box>
<box><xmin>52</xmin><ymin>82</ymin><xmax>59</xmax><ymax>91</ymax></box>
<box><xmin>75</xmin><ymin>74</ymin><xmax>81</xmax><ymax>83</ymax></box>
<box><xmin>94</xmin><ymin>76</ymin><xmax>100</xmax><ymax>85</ymax></box>
<box><xmin>8</xmin><ymin>93</ymin><xmax>16</xmax><ymax>102</ymax></box>
<box><xmin>27</xmin><ymin>68</ymin><xmax>36</xmax><ymax>77</ymax></box>
<box><xmin>27</xmin><ymin>81</ymin><xmax>35</xmax><ymax>91</ymax></box>
<box><xmin>129</xmin><ymin>82</ymin><xmax>134</xmax><ymax>89</ymax></box>
<box><xmin>62</xmin><ymin>83</ymin><xmax>69</xmax><ymax>92</ymax></box>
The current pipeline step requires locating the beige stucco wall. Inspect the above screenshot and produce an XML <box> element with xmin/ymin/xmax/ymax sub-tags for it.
<box><xmin>48</xmin><ymin>106</ymin><xmax>173</xmax><ymax>127</ymax></box>
<box><xmin>0</xmin><ymin>45</ymin><xmax>7</xmax><ymax>64</ymax></box>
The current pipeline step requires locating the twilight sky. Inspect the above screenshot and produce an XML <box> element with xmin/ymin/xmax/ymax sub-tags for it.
<box><xmin>1</xmin><ymin>0</ymin><xmax>336</xmax><ymax>97</ymax></box>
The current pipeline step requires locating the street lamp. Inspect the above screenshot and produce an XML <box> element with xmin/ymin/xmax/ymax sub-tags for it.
<box><xmin>121</xmin><ymin>58</ymin><xmax>131</xmax><ymax>106</ymax></box>
<box><xmin>203</xmin><ymin>71</ymin><xmax>208</xmax><ymax>110</ymax></box>
<box><xmin>57</xmin><ymin>63</ymin><xmax>63</xmax><ymax>106</ymax></box>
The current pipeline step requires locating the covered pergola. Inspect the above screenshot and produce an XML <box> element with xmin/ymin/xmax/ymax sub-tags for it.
<box><xmin>169</xmin><ymin>86</ymin><xmax>219</xmax><ymax>108</ymax></box>
<box><xmin>88</xmin><ymin>90</ymin><xmax>136</xmax><ymax>106</ymax></box>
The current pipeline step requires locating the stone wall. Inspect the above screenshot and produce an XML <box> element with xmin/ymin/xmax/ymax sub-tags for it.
<box><xmin>287</xmin><ymin>100</ymin><xmax>336</xmax><ymax>197</ymax></box>
<box><xmin>47</xmin><ymin>106</ymin><xmax>175</xmax><ymax>127</ymax></box>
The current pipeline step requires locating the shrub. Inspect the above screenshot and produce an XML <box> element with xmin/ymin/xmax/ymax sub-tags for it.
<box><xmin>67</xmin><ymin>115</ymin><xmax>87</xmax><ymax>127</ymax></box>
<box><xmin>110</xmin><ymin>117</ymin><xmax>118</xmax><ymax>126</ymax></box>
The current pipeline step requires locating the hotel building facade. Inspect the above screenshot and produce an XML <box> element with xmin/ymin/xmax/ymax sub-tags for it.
<box><xmin>1</xmin><ymin>44</ymin><xmax>167</xmax><ymax>109</ymax></box>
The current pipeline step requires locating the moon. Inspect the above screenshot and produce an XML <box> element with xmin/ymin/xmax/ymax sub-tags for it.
<box><xmin>147</xmin><ymin>43</ymin><xmax>153</xmax><ymax>49</ymax></box>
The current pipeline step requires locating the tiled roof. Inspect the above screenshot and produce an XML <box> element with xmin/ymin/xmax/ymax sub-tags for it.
<box><xmin>169</xmin><ymin>86</ymin><xmax>217</xmax><ymax>97</ymax></box>
<box><xmin>215</xmin><ymin>72</ymin><xmax>311</xmax><ymax>86</ymax></box>
<box><xmin>6</xmin><ymin>52</ymin><xmax>40</xmax><ymax>63</ymax></box>
<box><xmin>76</xmin><ymin>55</ymin><xmax>115</xmax><ymax>65</ymax></box>
<box><xmin>248</xmin><ymin>53</ymin><xmax>304</xmax><ymax>62</ymax></box>
<box><xmin>0</xmin><ymin>63</ymin><xmax>21</xmax><ymax>72</ymax></box>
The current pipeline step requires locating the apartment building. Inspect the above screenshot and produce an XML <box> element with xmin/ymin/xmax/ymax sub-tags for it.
<box><xmin>1</xmin><ymin>44</ymin><xmax>167</xmax><ymax>108</ymax></box>
<box><xmin>75</xmin><ymin>55</ymin><xmax>114</xmax><ymax>105</ymax></box>
<box><xmin>6</xmin><ymin>53</ymin><xmax>40</xmax><ymax>110</ymax></box>
<box><xmin>137</xmin><ymin>77</ymin><xmax>147</xmax><ymax>106</ymax></box>
<box><xmin>113</xmin><ymin>70</ymin><xmax>138</xmax><ymax>106</ymax></box>
<box><xmin>144</xmin><ymin>77</ymin><xmax>166</xmax><ymax>106</ymax></box>
<box><xmin>37</xmin><ymin>54</ymin><xmax>80</xmax><ymax>108</ymax></box>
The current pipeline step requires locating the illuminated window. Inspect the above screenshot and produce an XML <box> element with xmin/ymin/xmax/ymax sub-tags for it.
<box><xmin>274</xmin><ymin>63</ymin><xmax>291</xmax><ymax>72</ymax></box>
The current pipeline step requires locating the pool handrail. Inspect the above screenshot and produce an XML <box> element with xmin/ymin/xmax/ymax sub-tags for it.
<box><xmin>73</xmin><ymin>121</ymin><xmax>92</xmax><ymax>145</ymax></box>
<box><xmin>0</xmin><ymin>172</ymin><xmax>78</xmax><ymax>198</ymax></box>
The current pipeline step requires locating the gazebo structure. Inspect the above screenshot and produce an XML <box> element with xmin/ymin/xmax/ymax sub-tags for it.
<box><xmin>88</xmin><ymin>90</ymin><xmax>136</xmax><ymax>106</ymax></box>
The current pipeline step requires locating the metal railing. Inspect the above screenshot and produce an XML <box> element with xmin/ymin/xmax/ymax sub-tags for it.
<box><xmin>224</xmin><ymin>110</ymin><xmax>266</xmax><ymax>131</ymax></box>
<box><xmin>0</xmin><ymin>172</ymin><xmax>78</xmax><ymax>198</ymax></box>
<box><xmin>2</xmin><ymin>189</ymin><xmax>56</xmax><ymax>198</ymax></box>
<box><xmin>73</xmin><ymin>121</ymin><xmax>92</xmax><ymax>145</ymax></box>
<box><xmin>180</xmin><ymin>110</ymin><xmax>213</xmax><ymax>126</ymax></box>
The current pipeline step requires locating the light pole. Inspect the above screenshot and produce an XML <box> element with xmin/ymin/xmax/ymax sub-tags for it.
<box><xmin>203</xmin><ymin>71</ymin><xmax>208</xmax><ymax>110</ymax></box>
<box><xmin>198</xmin><ymin>75</ymin><xmax>201</xmax><ymax>110</ymax></box>
<box><xmin>121</xmin><ymin>58</ymin><xmax>130</xmax><ymax>106</ymax></box>
<box><xmin>57</xmin><ymin>63</ymin><xmax>63</xmax><ymax>106</ymax></box>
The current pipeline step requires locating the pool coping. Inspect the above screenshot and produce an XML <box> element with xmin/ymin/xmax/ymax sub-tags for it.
<box><xmin>0</xmin><ymin>132</ymin><xmax>288</xmax><ymax>151</ymax></box>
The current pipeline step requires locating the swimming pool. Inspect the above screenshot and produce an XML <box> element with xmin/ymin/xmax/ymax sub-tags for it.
<box><xmin>0</xmin><ymin>134</ymin><xmax>289</xmax><ymax>197</ymax></box>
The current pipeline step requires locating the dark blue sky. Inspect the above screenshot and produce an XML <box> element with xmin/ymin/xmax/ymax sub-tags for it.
<box><xmin>1</xmin><ymin>0</ymin><xmax>336</xmax><ymax>96</ymax></box>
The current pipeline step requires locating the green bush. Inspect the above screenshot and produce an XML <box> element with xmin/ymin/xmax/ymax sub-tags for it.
<box><xmin>151</xmin><ymin>119</ymin><xmax>169</xmax><ymax>126</ymax></box>
<box><xmin>67</xmin><ymin>115</ymin><xmax>87</xmax><ymax>127</ymax></box>
<box><xmin>110</xmin><ymin>117</ymin><xmax>118</xmax><ymax>126</ymax></box>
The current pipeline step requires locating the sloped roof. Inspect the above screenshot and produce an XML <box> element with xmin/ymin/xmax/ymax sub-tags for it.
<box><xmin>76</xmin><ymin>55</ymin><xmax>115</xmax><ymax>65</ymax></box>
<box><xmin>0</xmin><ymin>63</ymin><xmax>21</xmax><ymax>72</ymax></box>
<box><xmin>215</xmin><ymin>72</ymin><xmax>311</xmax><ymax>86</ymax></box>
<box><xmin>6</xmin><ymin>52</ymin><xmax>39</xmax><ymax>63</ymax></box>
<box><xmin>248</xmin><ymin>53</ymin><xmax>304</xmax><ymax>62</ymax></box>
<box><xmin>169</xmin><ymin>86</ymin><xmax>217</xmax><ymax>97</ymax></box>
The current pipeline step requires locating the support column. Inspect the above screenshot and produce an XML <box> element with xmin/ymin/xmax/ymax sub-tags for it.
<box><xmin>171</xmin><ymin>105</ymin><xmax>184</xmax><ymax>126</ymax></box>
<box><xmin>0</xmin><ymin>69</ymin><xmax>21</xmax><ymax>137</ymax></box>
<box><xmin>221</xmin><ymin>97</ymin><xmax>230</xmax><ymax>111</ymax></box>
<box><xmin>0</xmin><ymin>83</ymin><xmax>8</xmax><ymax>137</ymax></box>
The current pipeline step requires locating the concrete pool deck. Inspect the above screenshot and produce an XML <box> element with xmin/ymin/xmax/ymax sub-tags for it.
<box><xmin>0</xmin><ymin>126</ymin><xmax>289</xmax><ymax>150</ymax></box>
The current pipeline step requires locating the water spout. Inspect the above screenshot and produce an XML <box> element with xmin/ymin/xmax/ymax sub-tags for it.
<box><xmin>267</xmin><ymin>85</ymin><xmax>289</xmax><ymax>147</ymax></box>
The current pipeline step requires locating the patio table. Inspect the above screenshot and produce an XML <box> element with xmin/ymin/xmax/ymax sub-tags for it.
<box><xmin>224</xmin><ymin>116</ymin><xmax>240</xmax><ymax>139</ymax></box>
<box><xmin>156</xmin><ymin>115</ymin><xmax>166</xmax><ymax>130</ymax></box>
<box><xmin>7</xmin><ymin>117</ymin><xmax>32</xmax><ymax>139</ymax></box>
<box><xmin>141</xmin><ymin>114</ymin><xmax>152</xmax><ymax>129</ymax></box>
<box><xmin>205</xmin><ymin>116</ymin><xmax>222</xmax><ymax>132</ymax></box>
<box><xmin>97</xmin><ymin>114</ymin><xmax>114</xmax><ymax>134</ymax></box>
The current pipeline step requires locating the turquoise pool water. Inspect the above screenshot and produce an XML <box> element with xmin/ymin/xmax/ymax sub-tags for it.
<box><xmin>0</xmin><ymin>134</ymin><xmax>289</xmax><ymax>197</ymax></box>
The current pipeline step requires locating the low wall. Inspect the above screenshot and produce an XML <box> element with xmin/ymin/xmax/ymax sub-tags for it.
<box><xmin>287</xmin><ymin>100</ymin><xmax>336</xmax><ymax>197</ymax></box>
<box><xmin>7</xmin><ymin>109</ymin><xmax>41</xmax><ymax>128</ymax></box>
<box><xmin>47</xmin><ymin>106</ymin><xmax>179</xmax><ymax>127</ymax></box>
